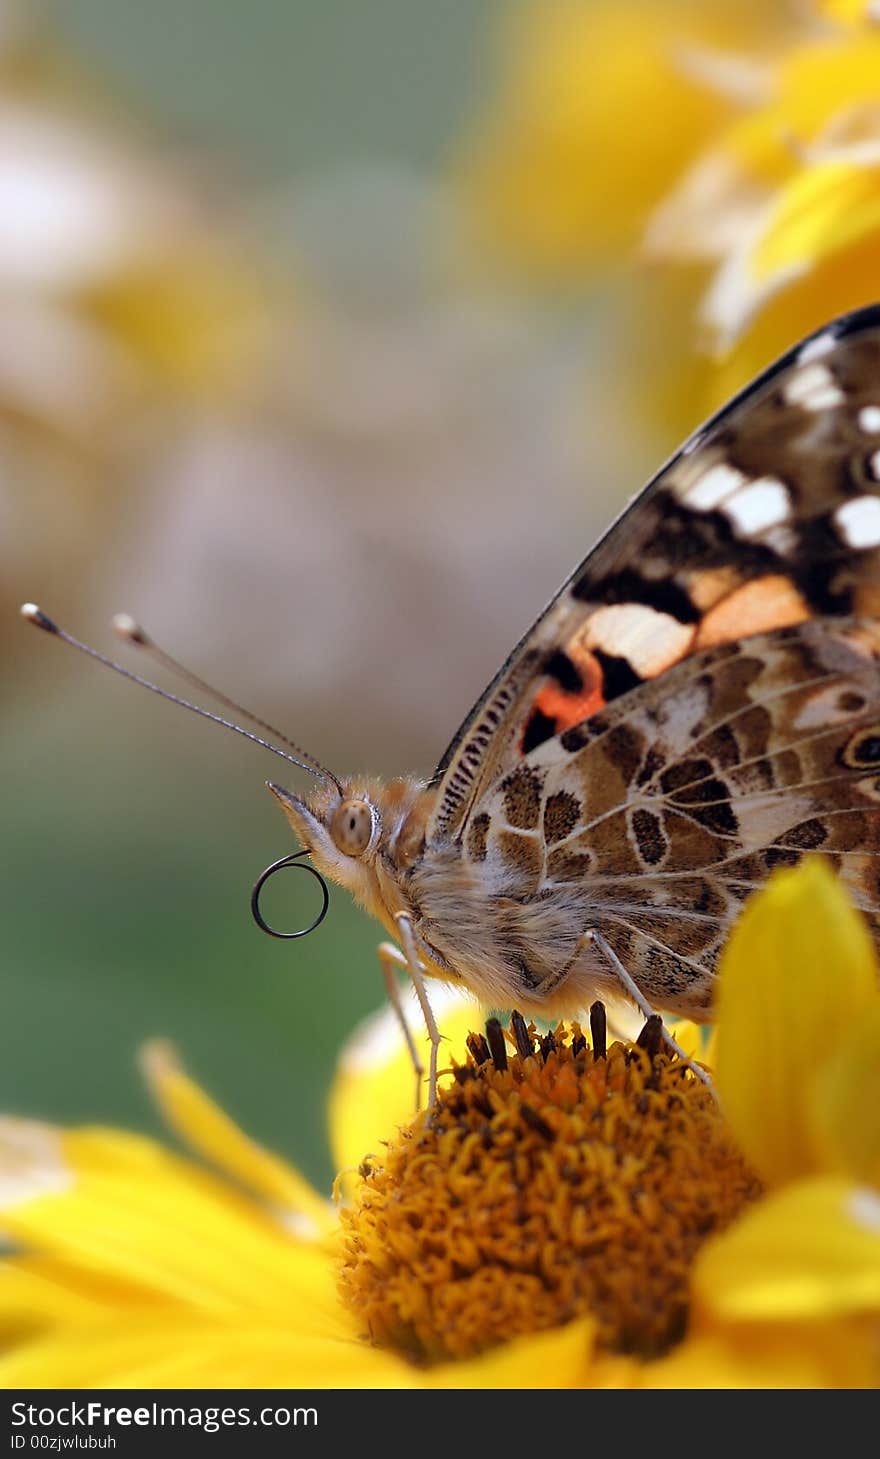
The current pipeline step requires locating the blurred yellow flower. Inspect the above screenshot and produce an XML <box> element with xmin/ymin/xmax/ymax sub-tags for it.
<box><xmin>459</xmin><ymin>0</ymin><xmax>880</xmax><ymax>430</ymax></box>
<box><xmin>456</xmin><ymin>0</ymin><xmax>785</xmax><ymax>280</ymax></box>
<box><xmin>0</xmin><ymin>864</ymin><xmax>878</xmax><ymax>1387</ymax></box>
<box><xmin>0</xmin><ymin>6</ymin><xmax>276</xmax><ymax>645</ymax></box>
<box><xmin>818</xmin><ymin>2</ymin><xmax>880</xmax><ymax>24</ymax></box>
<box><xmin>647</xmin><ymin>6</ymin><xmax>880</xmax><ymax>401</ymax></box>
<box><xmin>0</xmin><ymin>75</ymin><xmax>270</xmax><ymax>434</ymax></box>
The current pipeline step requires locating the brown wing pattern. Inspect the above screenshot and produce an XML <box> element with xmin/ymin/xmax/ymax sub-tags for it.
<box><xmin>462</xmin><ymin>618</ymin><xmax>880</xmax><ymax>1016</ymax></box>
<box><xmin>429</xmin><ymin>305</ymin><xmax>880</xmax><ymax>845</ymax></box>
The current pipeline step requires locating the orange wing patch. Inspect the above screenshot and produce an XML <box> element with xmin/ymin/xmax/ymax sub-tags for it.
<box><xmin>521</xmin><ymin>579</ymin><xmax>816</xmax><ymax>758</ymax></box>
<box><xmin>694</xmin><ymin>574</ymin><xmax>811</xmax><ymax>651</ymax></box>
<box><xmin>523</xmin><ymin>644</ymin><xmax>605</xmax><ymax>751</ymax></box>
<box><xmin>533</xmin><ymin>674</ymin><xmax>605</xmax><ymax>737</ymax></box>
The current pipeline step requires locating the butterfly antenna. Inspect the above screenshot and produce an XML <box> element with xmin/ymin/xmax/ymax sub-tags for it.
<box><xmin>111</xmin><ymin>612</ymin><xmax>342</xmax><ymax>793</ymax></box>
<box><xmin>20</xmin><ymin>603</ymin><xmax>342</xmax><ymax>791</ymax></box>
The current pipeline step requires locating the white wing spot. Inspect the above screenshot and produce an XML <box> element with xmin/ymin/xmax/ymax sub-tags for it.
<box><xmin>683</xmin><ymin>462</ymin><xmax>747</xmax><ymax>511</ymax></box>
<box><xmin>585</xmin><ymin>603</ymin><xmax>695</xmax><ymax>678</ymax></box>
<box><xmin>834</xmin><ymin>495</ymin><xmax>880</xmax><ymax>548</ymax></box>
<box><xmin>797</xmin><ymin>331</ymin><xmax>836</xmax><ymax>365</ymax></box>
<box><xmin>859</xmin><ymin>406</ymin><xmax>880</xmax><ymax>433</ymax></box>
<box><xmin>784</xmin><ymin>361</ymin><xmax>845</xmax><ymax>411</ymax></box>
<box><xmin>724</xmin><ymin>476</ymin><xmax>790</xmax><ymax>538</ymax></box>
<box><xmin>762</xmin><ymin>524</ymin><xmax>797</xmax><ymax>555</ymax></box>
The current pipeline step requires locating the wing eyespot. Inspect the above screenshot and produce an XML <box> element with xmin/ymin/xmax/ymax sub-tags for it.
<box><xmin>839</xmin><ymin>727</ymin><xmax>880</xmax><ymax>770</ymax></box>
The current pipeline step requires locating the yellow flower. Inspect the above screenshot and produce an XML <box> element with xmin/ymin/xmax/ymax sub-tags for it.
<box><xmin>455</xmin><ymin>0</ymin><xmax>779</xmax><ymax>279</ymax></box>
<box><xmin>818</xmin><ymin>2</ymin><xmax>880</xmax><ymax>25</ymax></box>
<box><xmin>457</xmin><ymin>2</ymin><xmax>880</xmax><ymax>430</ymax></box>
<box><xmin>646</xmin><ymin>7</ymin><xmax>880</xmax><ymax>399</ymax></box>
<box><xmin>652</xmin><ymin>859</ymin><xmax>880</xmax><ymax>1387</ymax></box>
<box><xmin>714</xmin><ymin>858</ymin><xmax>878</xmax><ymax>1186</ymax></box>
<box><xmin>0</xmin><ymin>81</ymin><xmax>270</xmax><ymax>429</ymax></box>
<box><xmin>0</xmin><ymin>864</ymin><xmax>878</xmax><ymax>1387</ymax></box>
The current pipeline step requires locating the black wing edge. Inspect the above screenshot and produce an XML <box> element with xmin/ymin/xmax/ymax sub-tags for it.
<box><xmin>429</xmin><ymin>301</ymin><xmax>880</xmax><ymax>785</ymax></box>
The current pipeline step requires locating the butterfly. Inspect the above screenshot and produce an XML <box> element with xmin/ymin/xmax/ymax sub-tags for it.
<box><xmin>24</xmin><ymin>304</ymin><xmax>880</xmax><ymax>1105</ymax></box>
<box><xmin>262</xmin><ymin>304</ymin><xmax>880</xmax><ymax>1099</ymax></box>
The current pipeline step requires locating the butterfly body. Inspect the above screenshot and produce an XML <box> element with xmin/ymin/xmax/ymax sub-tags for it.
<box><xmin>271</xmin><ymin>306</ymin><xmax>880</xmax><ymax>1030</ymax></box>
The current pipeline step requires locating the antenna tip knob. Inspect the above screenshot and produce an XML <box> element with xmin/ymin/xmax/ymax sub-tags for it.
<box><xmin>111</xmin><ymin>613</ymin><xmax>149</xmax><ymax>645</ymax></box>
<box><xmin>20</xmin><ymin>603</ymin><xmax>58</xmax><ymax>633</ymax></box>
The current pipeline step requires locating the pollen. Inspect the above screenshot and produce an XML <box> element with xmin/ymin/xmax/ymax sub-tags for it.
<box><xmin>337</xmin><ymin>1009</ymin><xmax>761</xmax><ymax>1363</ymax></box>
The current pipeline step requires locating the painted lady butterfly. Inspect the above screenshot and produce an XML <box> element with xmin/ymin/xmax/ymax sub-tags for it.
<box><xmin>24</xmin><ymin>305</ymin><xmax>880</xmax><ymax>1102</ymax></box>
<box><xmin>265</xmin><ymin>304</ymin><xmax>880</xmax><ymax>1096</ymax></box>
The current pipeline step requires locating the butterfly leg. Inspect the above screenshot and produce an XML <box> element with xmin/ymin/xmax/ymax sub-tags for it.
<box><xmin>377</xmin><ymin>941</ymin><xmax>425</xmax><ymax>1111</ymax></box>
<box><xmin>585</xmin><ymin>929</ymin><xmax>713</xmax><ymax>1088</ymax></box>
<box><xmin>395</xmin><ymin>912</ymin><xmax>442</xmax><ymax>1113</ymax></box>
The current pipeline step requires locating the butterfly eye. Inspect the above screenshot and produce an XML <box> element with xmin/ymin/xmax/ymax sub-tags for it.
<box><xmin>330</xmin><ymin>799</ymin><xmax>375</xmax><ymax>856</ymax></box>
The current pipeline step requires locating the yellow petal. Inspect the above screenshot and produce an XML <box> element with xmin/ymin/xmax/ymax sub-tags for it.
<box><xmin>0</xmin><ymin>1120</ymin><xmax>345</xmax><ymax>1330</ymax></box>
<box><xmin>141</xmin><ymin>1041</ymin><xmax>333</xmax><ymax>1237</ymax></box>
<box><xmin>715</xmin><ymin>860</ymin><xmax>878</xmax><ymax>1185</ymax></box>
<box><xmin>641</xmin><ymin>1320</ymin><xmax>878</xmax><ymax>1388</ymax></box>
<box><xmin>810</xmin><ymin>1002</ymin><xmax>880</xmax><ymax>1185</ymax></box>
<box><xmin>0</xmin><ymin>1320</ymin><xmax>418</xmax><ymax>1389</ymax></box>
<box><xmin>665</xmin><ymin>1017</ymin><xmax>709</xmax><ymax>1063</ymax></box>
<box><xmin>645</xmin><ymin>147</ymin><xmax>770</xmax><ymax>264</ymax></box>
<box><xmin>754</xmin><ymin>159</ymin><xmax>880</xmax><ymax>281</ymax></box>
<box><xmin>693</xmin><ymin>1177</ymin><xmax>880</xmax><ymax>1323</ymax></box>
<box><xmin>730</xmin><ymin>32</ymin><xmax>880</xmax><ymax>185</ymax></box>
<box><xmin>427</xmin><ymin>1317</ymin><xmax>597</xmax><ymax>1390</ymax></box>
<box><xmin>328</xmin><ymin>986</ymin><xmax>481</xmax><ymax>1179</ymax></box>
<box><xmin>455</xmin><ymin>0</ymin><xmax>753</xmax><ymax>277</ymax></box>
<box><xmin>0</xmin><ymin>1258</ymin><xmax>113</xmax><ymax>1339</ymax></box>
<box><xmin>818</xmin><ymin>2</ymin><xmax>880</xmax><ymax>25</ymax></box>
<box><xmin>652</xmin><ymin>28</ymin><xmax>880</xmax><ymax>322</ymax></box>
<box><xmin>705</xmin><ymin>161</ymin><xmax>880</xmax><ymax>349</ymax></box>
<box><xmin>700</xmin><ymin>214</ymin><xmax>880</xmax><ymax>409</ymax></box>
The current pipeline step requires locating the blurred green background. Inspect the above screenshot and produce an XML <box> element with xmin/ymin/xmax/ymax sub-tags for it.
<box><xmin>61</xmin><ymin>0</ymin><xmax>507</xmax><ymax>175</ymax></box>
<box><xmin>1</xmin><ymin>0</ymin><xmax>655</xmax><ymax>1192</ymax></box>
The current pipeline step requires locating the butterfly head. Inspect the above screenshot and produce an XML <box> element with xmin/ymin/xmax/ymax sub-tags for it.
<box><xmin>266</xmin><ymin>775</ymin><xmax>431</xmax><ymax>917</ymax></box>
<box><xmin>267</xmin><ymin>778</ymin><xmax>379</xmax><ymax>885</ymax></box>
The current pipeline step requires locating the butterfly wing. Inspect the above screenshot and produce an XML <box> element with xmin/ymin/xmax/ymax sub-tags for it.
<box><xmin>463</xmin><ymin>616</ymin><xmax>880</xmax><ymax>1016</ymax></box>
<box><xmin>429</xmin><ymin>305</ymin><xmax>880</xmax><ymax>844</ymax></box>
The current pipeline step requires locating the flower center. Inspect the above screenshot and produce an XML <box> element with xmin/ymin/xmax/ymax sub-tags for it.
<box><xmin>337</xmin><ymin>1007</ymin><xmax>761</xmax><ymax>1363</ymax></box>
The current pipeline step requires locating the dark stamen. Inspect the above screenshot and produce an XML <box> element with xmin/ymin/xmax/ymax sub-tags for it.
<box><xmin>452</xmin><ymin>1064</ymin><xmax>476</xmax><ymax>1085</ymax></box>
<box><xmin>571</xmin><ymin>1028</ymin><xmax>587</xmax><ymax>1058</ymax></box>
<box><xmin>485</xmin><ymin>1017</ymin><xmax>508</xmax><ymax>1072</ymax></box>
<box><xmin>636</xmin><ymin>1014</ymin><xmax>663</xmax><ymax>1060</ymax></box>
<box><xmin>590</xmin><ymin>1001</ymin><xmax>607</xmax><ymax>1060</ymax></box>
<box><xmin>538</xmin><ymin>1028</ymin><xmax>558</xmax><ymax>1063</ymax></box>
<box><xmin>510</xmin><ymin>1010</ymin><xmax>534</xmax><ymax>1060</ymax></box>
<box><xmin>466</xmin><ymin>1032</ymin><xmax>491</xmax><ymax>1067</ymax></box>
<box><xmin>520</xmin><ymin>1102</ymin><xmax>555</xmax><ymax>1142</ymax></box>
